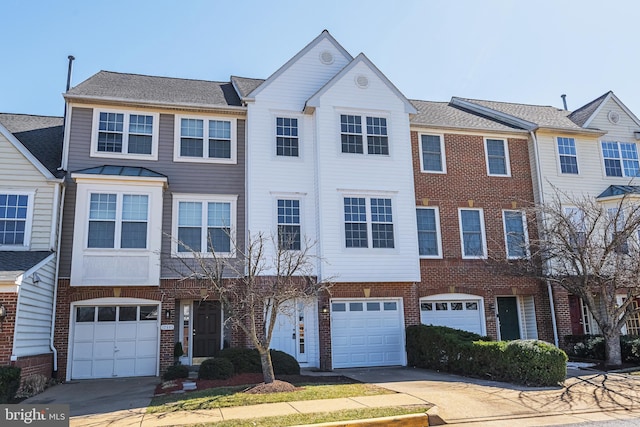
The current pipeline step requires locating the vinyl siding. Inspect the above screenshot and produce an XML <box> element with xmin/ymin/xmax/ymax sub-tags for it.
<box><xmin>13</xmin><ymin>255</ymin><xmax>56</xmax><ymax>357</ymax></box>
<box><xmin>0</xmin><ymin>133</ymin><xmax>56</xmax><ymax>250</ymax></box>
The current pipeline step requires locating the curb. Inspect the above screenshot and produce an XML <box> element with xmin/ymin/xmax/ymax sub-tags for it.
<box><xmin>295</xmin><ymin>413</ymin><xmax>429</xmax><ymax>427</ymax></box>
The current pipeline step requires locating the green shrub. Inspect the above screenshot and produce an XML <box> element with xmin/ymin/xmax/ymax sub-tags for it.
<box><xmin>0</xmin><ymin>366</ymin><xmax>21</xmax><ymax>403</ymax></box>
<box><xmin>198</xmin><ymin>357</ymin><xmax>235</xmax><ymax>380</ymax></box>
<box><xmin>564</xmin><ymin>334</ymin><xmax>640</xmax><ymax>363</ymax></box>
<box><xmin>406</xmin><ymin>325</ymin><xmax>567</xmax><ymax>386</ymax></box>
<box><xmin>163</xmin><ymin>364</ymin><xmax>189</xmax><ymax>380</ymax></box>
<box><xmin>216</xmin><ymin>348</ymin><xmax>300</xmax><ymax>375</ymax></box>
<box><xmin>621</xmin><ymin>336</ymin><xmax>640</xmax><ymax>364</ymax></box>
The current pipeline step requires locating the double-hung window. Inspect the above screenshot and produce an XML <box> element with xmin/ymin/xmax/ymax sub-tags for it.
<box><xmin>416</xmin><ymin>207</ymin><xmax>441</xmax><ymax>257</ymax></box>
<box><xmin>608</xmin><ymin>207</ymin><xmax>629</xmax><ymax>254</ymax></box>
<box><xmin>0</xmin><ymin>192</ymin><xmax>32</xmax><ymax>248</ymax></box>
<box><xmin>601</xmin><ymin>141</ymin><xmax>639</xmax><ymax>177</ymax></box>
<box><xmin>174</xmin><ymin>196</ymin><xmax>235</xmax><ymax>256</ymax></box>
<box><xmin>458</xmin><ymin>208</ymin><xmax>486</xmax><ymax>258</ymax></box>
<box><xmin>277</xmin><ymin>199</ymin><xmax>301</xmax><ymax>250</ymax></box>
<box><xmin>175</xmin><ymin>116</ymin><xmax>236</xmax><ymax>163</ymax></box>
<box><xmin>276</xmin><ymin>118</ymin><xmax>299</xmax><ymax>157</ymax></box>
<box><xmin>503</xmin><ymin>210</ymin><xmax>528</xmax><ymax>259</ymax></box>
<box><xmin>88</xmin><ymin>193</ymin><xmax>148</xmax><ymax>249</ymax></box>
<box><xmin>484</xmin><ymin>138</ymin><xmax>510</xmax><ymax>176</ymax></box>
<box><xmin>420</xmin><ymin>134</ymin><xmax>445</xmax><ymax>173</ymax></box>
<box><xmin>344</xmin><ymin>197</ymin><xmax>394</xmax><ymax>248</ymax></box>
<box><xmin>340</xmin><ymin>114</ymin><xmax>388</xmax><ymax>155</ymax></box>
<box><xmin>557</xmin><ymin>137</ymin><xmax>578</xmax><ymax>174</ymax></box>
<box><xmin>92</xmin><ymin>110</ymin><xmax>158</xmax><ymax>159</ymax></box>
<box><xmin>564</xmin><ymin>207</ymin><xmax>586</xmax><ymax>249</ymax></box>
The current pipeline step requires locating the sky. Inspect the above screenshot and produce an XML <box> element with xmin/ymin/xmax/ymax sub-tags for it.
<box><xmin>2</xmin><ymin>0</ymin><xmax>640</xmax><ymax>118</ymax></box>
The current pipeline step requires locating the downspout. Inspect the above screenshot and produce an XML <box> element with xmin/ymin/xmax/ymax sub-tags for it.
<box><xmin>49</xmin><ymin>184</ymin><xmax>65</xmax><ymax>377</ymax></box>
<box><xmin>530</xmin><ymin>129</ymin><xmax>559</xmax><ymax>346</ymax></box>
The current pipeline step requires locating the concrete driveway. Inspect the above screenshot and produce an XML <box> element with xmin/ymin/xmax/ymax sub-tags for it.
<box><xmin>24</xmin><ymin>376</ymin><xmax>158</xmax><ymax>423</ymax></box>
<box><xmin>339</xmin><ymin>367</ymin><xmax>640</xmax><ymax>426</ymax></box>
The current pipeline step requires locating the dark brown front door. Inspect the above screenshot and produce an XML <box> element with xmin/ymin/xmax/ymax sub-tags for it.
<box><xmin>568</xmin><ymin>295</ymin><xmax>584</xmax><ymax>335</ymax></box>
<box><xmin>193</xmin><ymin>301</ymin><xmax>221</xmax><ymax>357</ymax></box>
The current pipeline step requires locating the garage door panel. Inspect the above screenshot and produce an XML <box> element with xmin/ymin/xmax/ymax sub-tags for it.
<box><xmin>95</xmin><ymin>323</ymin><xmax>116</xmax><ymax>337</ymax></box>
<box><xmin>421</xmin><ymin>299</ymin><xmax>483</xmax><ymax>335</ymax></box>
<box><xmin>137</xmin><ymin>341</ymin><xmax>157</xmax><ymax>357</ymax></box>
<box><xmin>117</xmin><ymin>325</ymin><xmax>137</xmax><ymax>339</ymax></box>
<box><xmin>74</xmin><ymin>324</ymin><xmax>95</xmax><ymax>339</ymax></box>
<box><xmin>331</xmin><ymin>299</ymin><xmax>404</xmax><ymax>369</ymax></box>
<box><xmin>136</xmin><ymin>358</ymin><xmax>157</xmax><ymax>376</ymax></box>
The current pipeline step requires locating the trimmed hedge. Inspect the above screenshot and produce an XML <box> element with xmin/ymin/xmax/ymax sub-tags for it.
<box><xmin>0</xmin><ymin>366</ymin><xmax>21</xmax><ymax>403</ymax></box>
<box><xmin>216</xmin><ymin>348</ymin><xmax>300</xmax><ymax>375</ymax></box>
<box><xmin>564</xmin><ymin>334</ymin><xmax>640</xmax><ymax>363</ymax></box>
<box><xmin>406</xmin><ymin>325</ymin><xmax>567</xmax><ymax>386</ymax></box>
<box><xmin>163</xmin><ymin>364</ymin><xmax>189</xmax><ymax>380</ymax></box>
<box><xmin>198</xmin><ymin>357</ymin><xmax>234</xmax><ymax>380</ymax></box>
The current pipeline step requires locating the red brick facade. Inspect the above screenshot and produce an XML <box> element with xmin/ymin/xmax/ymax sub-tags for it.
<box><xmin>411</xmin><ymin>130</ymin><xmax>567</xmax><ymax>343</ymax></box>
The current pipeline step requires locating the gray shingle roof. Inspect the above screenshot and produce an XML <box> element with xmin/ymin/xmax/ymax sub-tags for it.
<box><xmin>0</xmin><ymin>113</ymin><xmax>64</xmax><ymax>177</ymax></box>
<box><xmin>457</xmin><ymin>98</ymin><xmax>586</xmax><ymax>131</ymax></box>
<box><xmin>231</xmin><ymin>76</ymin><xmax>265</xmax><ymax>99</ymax></box>
<box><xmin>568</xmin><ymin>91</ymin><xmax>611</xmax><ymax>127</ymax></box>
<box><xmin>72</xmin><ymin>165</ymin><xmax>167</xmax><ymax>178</ymax></box>
<box><xmin>0</xmin><ymin>251</ymin><xmax>53</xmax><ymax>281</ymax></box>
<box><xmin>597</xmin><ymin>185</ymin><xmax>640</xmax><ymax>199</ymax></box>
<box><xmin>66</xmin><ymin>71</ymin><xmax>243</xmax><ymax>108</ymax></box>
<box><xmin>410</xmin><ymin>100</ymin><xmax>524</xmax><ymax>132</ymax></box>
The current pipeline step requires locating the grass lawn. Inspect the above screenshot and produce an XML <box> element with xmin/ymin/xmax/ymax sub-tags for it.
<box><xmin>148</xmin><ymin>383</ymin><xmax>394</xmax><ymax>413</ymax></box>
<box><xmin>191</xmin><ymin>406</ymin><xmax>431</xmax><ymax>427</ymax></box>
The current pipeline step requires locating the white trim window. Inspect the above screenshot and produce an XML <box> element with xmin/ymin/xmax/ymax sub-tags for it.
<box><xmin>601</xmin><ymin>141</ymin><xmax>639</xmax><ymax>177</ymax></box>
<box><xmin>91</xmin><ymin>109</ymin><xmax>159</xmax><ymax>159</ymax></box>
<box><xmin>502</xmin><ymin>210</ymin><xmax>529</xmax><ymax>259</ymax></box>
<box><xmin>276</xmin><ymin>117</ymin><xmax>299</xmax><ymax>157</ymax></box>
<box><xmin>484</xmin><ymin>138</ymin><xmax>510</xmax><ymax>176</ymax></box>
<box><xmin>564</xmin><ymin>207</ymin><xmax>586</xmax><ymax>249</ymax></box>
<box><xmin>416</xmin><ymin>207</ymin><xmax>442</xmax><ymax>258</ymax></box>
<box><xmin>557</xmin><ymin>137</ymin><xmax>578</xmax><ymax>174</ymax></box>
<box><xmin>174</xmin><ymin>116</ymin><xmax>237</xmax><ymax>164</ymax></box>
<box><xmin>173</xmin><ymin>195</ymin><xmax>236</xmax><ymax>257</ymax></box>
<box><xmin>340</xmin><ymin>114</ymin><xmax>389</xmax><ymax>155</ymax></box>
<box><xmin>277</xmin><ymin>199</ymin><xmax>301</xmax><ymax>250</ymax></box>
<box><xmin>420</xmin><ymin>134</ymin><xmax>446</xmax><ymax>173</ymax></box>
<box><xmin>88</xmin><ymin>193</ymin><xmax>148</xmax><ymax>249</ymax></box>
<box><xmin>0</xmin><ymin>192</ymin><xmax>34</xmax><ymax>249</ymax></box>
<box><xmin>344</xmin><ymin>197</ymin><xmax>394</xmax><ymax>249</ymax></box>
<box><xmin>458</xmin><ymin>208</ymin><xmax>486</xmax><ymax>258</ymax></box>
<box><xmin>607</xmin><ymin>207</ymin><xmax>629</xmax><ymax>254</ymax></box>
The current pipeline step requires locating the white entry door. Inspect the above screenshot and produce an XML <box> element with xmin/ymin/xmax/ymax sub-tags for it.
<box><xmin>71</xmin><ymin>304</ymin><xmax>159</xmax><ymax>379</ymax></box>
<box><xmin>270</xmin><ymin>299</ymin><xmax>317</xmax><ymax>365</ymax></box>
<box><xmin>330</xmin><ymin>298</ymin><xmax>405</xmax><ymax>368</ymax></box>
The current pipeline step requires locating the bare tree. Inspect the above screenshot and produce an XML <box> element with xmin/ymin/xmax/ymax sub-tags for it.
<box><xmin>174</xmin><ymin>232</ymin><xmax>331</xmax><ymax>384</ymax></box>
<box><xmin>490</xmin><ymin>189</ymin><xmax>640</xmax><ymax>366</ymax></box>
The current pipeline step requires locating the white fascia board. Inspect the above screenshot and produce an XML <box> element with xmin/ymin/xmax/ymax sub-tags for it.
<box><xmin>21</xmin><ymin>253</ymin><xmax>55</xmax><ymax>280</ymax></box>
<box><xmin>305</xmin><ymin>53</ymin><xmax>417</xmax><ymax>115</ymax></box>
<box><xmin>581</xmin><ymin>92</ymin><xmax>614</xmax><ymax>129</ymax></box>
<box><xmin>71</xmin><ymin>173</ymin><xmax>168</xmax><ymax>188</ymax></box>
<box><xmin>0</xmin><ymin>123</ymin><xmax>56</xmax><ymax>179</ymax></box>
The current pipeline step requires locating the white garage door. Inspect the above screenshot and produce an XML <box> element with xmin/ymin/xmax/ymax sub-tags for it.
<box><xmin>331</xmin><ymin>299</ymin><xmax>404</xmax><ymax>368</ymax></box>
<box><xmin>71</xmin><ymin>305</ymin><xmax>159</xmax><ymax>379</ymax></box>
<box><xmin>420</xmin><ymin>299</ymin><xmax>483</xmax><ymax>335</ymax></box>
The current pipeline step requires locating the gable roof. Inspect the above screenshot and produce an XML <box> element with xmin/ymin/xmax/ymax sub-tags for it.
<box><xmin>66</xmin><ymin>71</ymin><xmax>243</xmax><ymax>109</ymax></box>
<box><xmin>568</xmin><ymin>91</ymin><xmax>640</xmax><ymax>129</ymax></box>
<box><xmin>0</xmin><ymin>114</ymin><xmax>64</xmax><ymax>178</ymax></box>
<box><xmin>451</xmin><ymin>97</ymin><xmax>603</xmax><ymax>135</ymax></box>
<box><xmin>0</xmin><ymin>251</ymin><xmax>53</xmax><ymax>282</ymax></box>
<box><xmin>231</xmin><ymin>76</ymin><xmax>265</xmax><ymax>99</ymax></box>
<box><xmin>305</xmin><ymin>53</ymin><xmax>417</xmax><ymax>115</ymax></box>
<box><xmin>410</xmin><ymin>100</ymin><xmax>526</xmax><ymax>133</ymax></box>
<box><xmin>246</xmin><ymin>30</ymin><xmax>353</xmax><ymax>100</ymax></box>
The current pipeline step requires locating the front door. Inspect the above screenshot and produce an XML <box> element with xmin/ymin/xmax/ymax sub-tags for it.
<box><xmin>193</xmin><ymin>301</ymin><xmax>221</xmax><ymax>357</ymax></box>
<box><xmin>568</xmin><ymin>295</ymin><xmax>584</xmax><ymax>335</ymax></box>
<box><xmin>497</xmin><ymin>297</ymin><xmax>520</xmax><ymax>340</ymax></box>
<box><xmin>271</xmin><ymin>300</ymin><xmax>309</xmax><ymax>363</ymax></box>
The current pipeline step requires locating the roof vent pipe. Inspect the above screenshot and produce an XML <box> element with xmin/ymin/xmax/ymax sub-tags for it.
<box><xmin>561</xmin><ymin>94</ymin><xmax>568</xmax><ymax>111</ymax></box>
<box><xmin>65</xmin><ymin>55</ymin><xmax>75</xmax><ymax>92</ymax></box>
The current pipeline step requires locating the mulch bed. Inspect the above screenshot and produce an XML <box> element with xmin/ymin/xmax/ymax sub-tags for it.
<box><xmin>154</xmin><ymin>373</ymin><xmax>357</xmax><ymax>396</ymax></box>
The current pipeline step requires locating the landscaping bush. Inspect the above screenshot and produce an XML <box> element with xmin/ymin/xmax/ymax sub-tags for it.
<box><xmin>0</xmin><ymin>366</ymin><xmax>21</xmax><ymax>403</ymax></box>
<box><xmin>564</xmin><ymin>334</ymin><xmax>640</xmax><ymax>363</ymax></box>
<box><xmin>163</xmin><ymin>364</ymin><xmax>189</xmax><ymax>380</ymax></box>
<box><xmin>216</xmin><ymin>348</ymin><xmax>300</xmax><ymax>375</ymax></box>
<box><xmin>406</xmin><ymin>325</ymin><xmax>567</xmax><ymax>386</ymax></box>
<box><xmin>15</xmin><ymin>374</ymin><xmax>49</xmax><ymax>399</ymax></box>
<box><xmin>198</xmin><ymin>357</ymin><xmax>235</xmax><ymax>380</ymax></box>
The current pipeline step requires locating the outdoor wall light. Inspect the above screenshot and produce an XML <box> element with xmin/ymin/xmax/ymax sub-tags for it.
<box><xmin>165</xmin><ymin>309</ymin><xmax>171</xmax><ymax>319</ymax></box>
<box><xmin>321</xmin><ymin>305</ymin><xmax>329</xmax><ymax>314</ymax></box>
<box><xmin>0</xmin><ymin>304</ymin><xmax>6</xmax><ymax>321</ymax></box>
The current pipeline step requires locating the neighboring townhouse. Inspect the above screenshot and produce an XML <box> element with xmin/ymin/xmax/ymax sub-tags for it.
<box><xmin>409</xmin><ymin>101</ymin><xmax>556</xmax><ymax>343</ymax></box>
<box><xmin>236</xmin><ymin>31</ymin><xmax>420</xmax><ymax>370</ymax></box>
<box><xmin>57</xmin><ymin>72</ymin><xmax>246</xmax><ymax>380</ymax></box>
<box><xmin>455</xmin><ymin>93</ymin><xmax>640</xmax><ymax>343</ymax></box>
<box><xmin>0</xmin><ymin>114</ymin><xmax>64</xmax><ymax>381</ymax></box>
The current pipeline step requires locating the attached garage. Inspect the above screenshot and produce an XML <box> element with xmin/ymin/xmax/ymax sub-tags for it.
<box><xmin>330</xmin><ymin>298</ymin><xmax>405</xmax><ymax>368</ymax></box>
<box><xmin>69</xmin><ymin>300</ymin><xmax>160</xmax><ymax>380</ymax></box>
<box><xmin>420</xmin><ymin>294</ymin><xmax>485</xmax><ymax>335</ymax></box>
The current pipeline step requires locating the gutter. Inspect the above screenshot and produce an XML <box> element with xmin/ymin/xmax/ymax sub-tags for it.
<box><xmin>529</xmin><ymin>130</ymin><xmax>559</xmax><ymax>347</ymax></box>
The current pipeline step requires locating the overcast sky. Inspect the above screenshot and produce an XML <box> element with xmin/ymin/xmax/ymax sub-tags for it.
<box><xmin>3</xmin><ymin>0</ymin><xmax>639</xmax><ymax>118</ymax></box>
